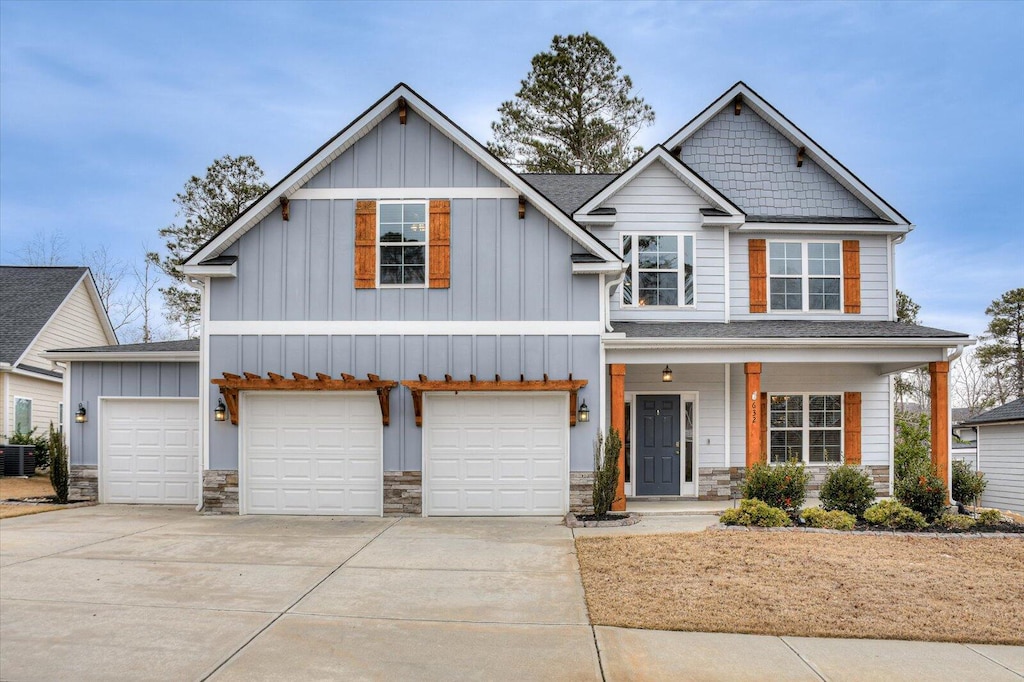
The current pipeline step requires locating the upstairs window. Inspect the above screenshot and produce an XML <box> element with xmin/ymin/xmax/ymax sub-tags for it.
<box><xmin>769</xmin><ymin>393</ymin><xmax>843</xmax><ymax>464</ymax></box>
<box><xmin>769</xmin><ymin>241</ymin><xmax>841</xmax><ymax>311</ymax></box>
<box><xmin>621</xmin><ymin>234</ymin><xmax>694</xmax><ymax>307</ymax></box>
<box><xmin>378</xmin><ymin>202</ymin><xmax>427</xmax><ymax>286</ymax></box>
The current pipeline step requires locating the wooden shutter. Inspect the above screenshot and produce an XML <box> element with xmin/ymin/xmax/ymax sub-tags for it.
<box><xmin>354</xmin><ymin>200</ymin><xmax>377</xmax><ymax>289</ymax></box>
<box><xmin>429</xmin><ymin>199</ymin><xmax>451</xmax><ymax>289</ymax></box>
<box><xmin>749</xmin><ymin>239</ymin><xmax>767</xmax><ymax>313</ymax></box>
<box><xmin>760</xmin><ymin>392</ymin><xmax>768</xmax><ymax>460</ymax></box>
<box><xmin>843</xmin><ymin>240</ymin><xmax>861</xmax><ymax>313</ymax></box>
<box><xmin>844</xmin><ymin>391</ymin><xmax>862</xmax><ymax>465</ymax></box>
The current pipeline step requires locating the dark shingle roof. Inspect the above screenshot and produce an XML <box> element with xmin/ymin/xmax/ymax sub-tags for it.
<box><xmin>961</xmin><ymin>398</ymin><xmax>1024</xmax><ymax>426</ymax></box>
<box><xmin>747</xmin><ymin>215</ymin><xmax>895</xmax><ymax>225</ymax></box>
<box><xmin>49</xmin><ymin>339</ymin><xmax>199</xmax><ymax>353</ymax></box>
<box><xmin>611</xmin><ymin>320</ymin><xmax>968</xmax><ymax>339</ymax></box>
<box><xmin>520</xmin><ymin>174</ymin><xmax>618</xmax><ymax>215</ymax></box>
<box><xmin>0</xmin><ymin>266</ymin><xmax>89</xmax><ymax>364</ymax></box>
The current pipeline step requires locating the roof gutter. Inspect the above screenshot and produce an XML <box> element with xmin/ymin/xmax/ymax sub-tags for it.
<box><xmin>43</xmin><ymin>351</ymin><xmax>199</xmax><ymax>362</ymax></box>
<box><xmin>602</xmin><ymin>336</ymin><xmax>975</xmax><ymax>350</ymax></box>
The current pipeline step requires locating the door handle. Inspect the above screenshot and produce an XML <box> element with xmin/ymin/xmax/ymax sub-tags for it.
<box><xmin>675</xmin><ymin>441</ymin><xmax>681</xmax><ymax>456</ymax></box>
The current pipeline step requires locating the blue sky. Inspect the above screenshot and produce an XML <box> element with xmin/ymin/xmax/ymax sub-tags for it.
<box><xmin>1</xmin><ymin>0</ymin><xmax>1021</xmax><ymax>337</ymax></box>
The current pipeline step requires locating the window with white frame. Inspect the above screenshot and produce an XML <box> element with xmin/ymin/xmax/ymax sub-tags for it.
<box><xmin>769</xmin><ymin>241</ymin><xmax>841</xmax><ymax>311</ymax></box>
<box><xmin>379</xmin><ymin>202</ymin><xmax>427</xmax><ymax>285</ymax></box>
<box><xmin>769</xmin><ymin>394</ymin><xmax>842</xmax><ymax>464</ymax></box>
<box><xmin>621</xmin><ymin>234</ymin><xmax>694</xmax><ymax>307</ymax></box>
<box><xmin>14</xmin><ymin>397</ymin><xmax>32</xmax><ymax>435</ymax></box>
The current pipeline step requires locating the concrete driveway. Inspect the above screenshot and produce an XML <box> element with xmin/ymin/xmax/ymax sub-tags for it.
<box><xmin>2</xmin><ymin>506</ymin><xmax>1022</xmax><ymax>681</ymax></box>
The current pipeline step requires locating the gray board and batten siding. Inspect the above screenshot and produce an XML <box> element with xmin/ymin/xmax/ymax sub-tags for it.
<box><xmin>679</xmin><ymin>106</ymin><xmax>879</xmax><ymax>219</ymax></box>
<box><xmin>206</xmin><ymin>107</ymin><xmax>603</xmax><ymax>472</ymax></box>
<box><xmin>68</xmin><ymin>361</ymin><xmax>199</xmax><ymax>467</ymax></box>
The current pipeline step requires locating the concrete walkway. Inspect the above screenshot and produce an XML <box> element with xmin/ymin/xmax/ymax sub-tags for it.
<box><xmin>1</xmin><ymin>506</ymin><xmax>1021</xmax><ymax>681</ymax></box>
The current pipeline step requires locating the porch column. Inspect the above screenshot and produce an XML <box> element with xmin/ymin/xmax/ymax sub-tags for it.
<box><xmin>610</xmin><ymin>364</ymin><xmax>627</xmax><ymax>511</ymax></box>
<box><xmin>929</xmin><ymin>361</ymin><xmax>950</xmax><ymax>500</ymax></box>
<box><xmin>745</xmin><ymin>362</ymin><xmax>762</xmax><ymax>468</ymax></box>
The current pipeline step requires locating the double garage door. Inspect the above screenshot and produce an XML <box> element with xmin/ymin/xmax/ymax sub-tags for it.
<box><xmin>240</xmin><ymin>392</ymin><xmax>568</xmax><ymax>516</ymax></box>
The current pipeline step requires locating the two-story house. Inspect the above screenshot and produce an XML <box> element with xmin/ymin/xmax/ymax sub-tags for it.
<box><xmin>48</xmin><ymin>83</ymin><xmax>970</xmax><ymax>515</ymax></box>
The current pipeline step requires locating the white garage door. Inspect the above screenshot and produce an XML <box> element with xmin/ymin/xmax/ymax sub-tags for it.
<box><xmin>424</xmin><ymin>393</ymin><xmax>568</xmax><ymax>516</ymax></box>
<box><xmin>101</xmin><ymin>398</ymin><xmax>199</xmax><ymax>504</ymax></box>
<box><xmin>242</xmin><ymin>392</ymin><xmax>382</xmax><ymax>515</ymax></box>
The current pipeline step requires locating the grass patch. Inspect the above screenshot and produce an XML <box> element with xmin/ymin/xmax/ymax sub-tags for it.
<box><xmin>0</xmin><ymin>475</ymin><xmax>61</xmax><ymax>519</ymax></box>
<box><xmin>576</xmin><ymin>531</ymin><xmax>1024</xmax><ymax>645</ymax></box>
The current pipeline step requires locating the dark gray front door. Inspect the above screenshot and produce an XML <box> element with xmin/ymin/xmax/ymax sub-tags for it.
<box><xmin>636</xmin><ymin>395</ymin><xmax>680</xmax><ymax>496</ymax></box>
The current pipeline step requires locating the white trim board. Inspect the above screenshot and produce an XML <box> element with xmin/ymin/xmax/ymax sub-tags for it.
<box><xmin>290</xmin><ymin>187</ymin><xmax>519</xmax><ymax>200</ymax></box>
<box><xmin>45</xmin><ymin>351</ymin><xmax>200</xmax><ymax>363</ymax></box>
<box><xmin>207</xmin><ymin>320</ymin><xmax>605</xmax><ymax>336</ymax></box>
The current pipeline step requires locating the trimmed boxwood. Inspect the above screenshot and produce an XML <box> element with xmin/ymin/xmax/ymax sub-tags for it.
<box><xmin>819</xmin><ymin>465</ymin><xmax>876</xmax><ymax>518</ymax></box>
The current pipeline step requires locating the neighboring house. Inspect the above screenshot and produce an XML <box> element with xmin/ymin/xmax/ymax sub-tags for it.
<box><xmin>960</xmin><ymin>398</ymin><xmax>1024</xmax><ymax>514</ymax></box>
<box><xmin>47</xmin><ymin>82</ymin><xmax>971</xmax><ymax>515</ymax></box>
<box><xmin>1</xmin><ymin>266</ymin><xmax>116</xmax><ymax>442</ymax></box>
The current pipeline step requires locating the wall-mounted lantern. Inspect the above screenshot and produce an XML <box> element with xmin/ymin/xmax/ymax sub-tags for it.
<box><xmin>577</xmin><ymin>399</ymin><xmax>590</xmax><ymax>423</ymax></box>
<box><xmin>662</xmin><ymin>365</ymin><xmax>674</xmax><ymax>383</ymax></box>
<box><xmin>214</xmin><ymin>399</ymin><xmax>227</xmax><ymax>422</ymax></box>
<box><xmin>75</xmin><ymin>403</ymin><xmax>88</xmax><ymax>423</ymax></box>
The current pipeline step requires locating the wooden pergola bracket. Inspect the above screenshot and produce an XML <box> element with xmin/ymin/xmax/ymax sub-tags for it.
<box><xmin>212</xmin><ymin>372</ymin><xmax>398</xmax><ymax>426</ymax></box>
<box><xmin>401</xmin><ymin>374</ymin><xmax>588</xmax><ymax>427</ymax></box>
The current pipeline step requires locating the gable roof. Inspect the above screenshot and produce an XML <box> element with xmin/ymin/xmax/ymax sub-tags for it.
<box><xmin>184</xmin><ymin>84</ymin><xmax>620</xmax><ymax>269</ymax></box>
<box><xmin>664</xmin><ymin>82</ymin><xmax>910</xmax><ymax>227</ymax></box>
<box><xmin>572</xmin><ymin>145</ymin><xmax>744</xmax><ymax>221</ymax></box>
<box><xmin>0</xmin><ymin>266</ymin><xmax>115</xmax><ymax>365</ymax></box>
<box><xmin>960</xmin><ymin>397</ymin><xmax>1024</xmax><ymax>426</ymax></box>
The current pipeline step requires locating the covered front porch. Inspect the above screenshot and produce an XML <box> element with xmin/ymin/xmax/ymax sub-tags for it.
<box><xmin>602</xmin><ymin>322</ymin><xmax>970</xmax><ymax>511</ymax></box>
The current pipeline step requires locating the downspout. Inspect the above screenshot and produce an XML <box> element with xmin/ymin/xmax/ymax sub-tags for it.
<box><xmin>187</xmin><ymin>277</ymin><xmax>207</xmax><ymax>513</ymax></box>
<box><xmin>604</xmin><ymin>267</ymin><xmax>627</xmax><ymax>333</ymax></box>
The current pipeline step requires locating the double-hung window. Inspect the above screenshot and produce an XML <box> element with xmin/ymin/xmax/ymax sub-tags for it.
<box><xmin>769</xmin><ymin>241</ymin><xmax>841</xmax><ymax>311</ymax></box>
<box><xmin>378</xmin><ymin>202</ymin><xmax>427</xmax><ymax>286</ymax></box>
<box><xmin>621</xmin><ymin>234</ymin><xmax>694</xmax><ymax>307</ymax></box>
<box><xmin>14</xmin><ymin>397</ymin><xmax>32</xmax><ymax>435</ymax></box>
<box><xmin>769</xmin><ymin>394</ymin><xmax>843</xmax><ymax>464</ymax></box>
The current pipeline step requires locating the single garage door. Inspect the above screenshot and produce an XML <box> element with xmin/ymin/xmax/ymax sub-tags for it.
<box><xmin>100</xmin><ymin>398</ymin><xmax>200</xmax><ymax>504</ymax></box>
<box><xmin>242</xmin><ymin>392</ymin><xmax>382</xmax><ymax>515</ymax></box>
<box><xmin>424</xmin><ymin>393</ymin><xmax>568</xmax><ymax>516</ymax></box>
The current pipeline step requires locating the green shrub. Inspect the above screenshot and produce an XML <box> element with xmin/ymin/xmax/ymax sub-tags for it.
<box><xmin>894</xmin><ymin>410</ymin><xmax>931</xmax><ymax>486</ymax></box>
<box><xmin>819</xmin><ymin>465</ymin><xmax>876</xmax><ymax>518</ymax></box>
<box><xmin>742</xmin><ymin>461</ymin><xmax>809</xmax><ymax>515</ymax></box>
<box><xmin>802</xmin><ymin>507</ymin><xmax>856</xmax><ymax>530</ymax></box>
<box><xmin>895</xmin><ymin>468</ymin><xmax>948</xmax><ymax>520</ymax></box>
<box><xmin>720</xmin><ymin>498</ymin><xmax>793</xmax><ymax>527</ymax></box>
<box><xmin>48</xmin><ymin>424</ymin><xmax>69</xmax><ymax>504</ymax></box>
<box><xmin>936</xmin><ymin>513</ymin><xmax>976</xmax><ymax>531</ymax></box>
<box><xmin>4</xmin><ymin>427</ymin><xmax>49</xmax><ymax>470</ymax></box>
<box><xmin>952</xmin><ymin>460</ymin><xmax>987</xmax><ymax>506</ymax></box>
<box><xmin>592</xmin><ymin>428</ymin><xmax>621</xmax><ymax>518</ymax></box>
<box><xmin>978</xmin><ymin>509</ymin><xmax>1004</xmax><ymax>525</ymax></box>
<box><xmin>863</xmin><ymin>499</ymin><xmax>927</xmax><ymax>530</ymax></box>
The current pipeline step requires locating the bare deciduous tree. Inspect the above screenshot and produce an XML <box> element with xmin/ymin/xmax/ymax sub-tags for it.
<box><xmin>82</xmin><ymin>245</ymin><xmax>138</xmax><ymax>337</ymax></box>
<box><xmin>950</xmin><ymin>348</ymin><xmax>998</xmax><ymax>418</ymax></box>
<box><xmin>17</xmin><ymin>229</ymin><xmax>68</xmax><ymax>265</ymax></box>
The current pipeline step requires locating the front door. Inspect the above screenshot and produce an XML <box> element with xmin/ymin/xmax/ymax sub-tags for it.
<box><xmin>636</xmin><ymin>395</ymin><xmax>680</xmax><ymax>496</ymax></box>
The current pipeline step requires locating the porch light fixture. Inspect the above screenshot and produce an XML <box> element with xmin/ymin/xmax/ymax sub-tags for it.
<box><xmin>662</xmin><ymin>365</ymin><xmax>673</xmax><ymax>382</ymax></box>
<box><xmin>75</xmin><ymin>403</ymin><xmax>87</xmax><ymax>423</ymax></box>
<box><xmin>214</xmin><ymin>399</ymin><xmax>227</xmax><ymax>422</ymax></box>
<box><xmin>578</xmin><ymin>399</ymin><xmax>590</xmax><ymax>423</ymax></box>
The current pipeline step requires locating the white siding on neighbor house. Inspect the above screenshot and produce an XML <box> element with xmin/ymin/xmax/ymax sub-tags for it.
<box><xmin>728</xmin><ymin>363</ymin><xmax>891</xmax><ymax>467</ymax></box>
<box><xmin>729</xmin><ymin>232</ymin><xmax>891</xmax><ymax>321</ymax></box>
<box><xmin>21</xmin><ymin>282</ymin><xmax>111</xmax><ymax>370</ymax></box>
<box><xmin>620</xmin><ymin>364</ymin><xmax>727</xmax><ymax>468</ymax></box>
<box><xmin>590</xmin><ymin>161</ymin><xmax>727</xmax><ymax>322</ymax></box>
<box><xmin>5</xmin><ymin>373</ymin><xmax>62</xmax><ymax>437</ymax></box>
<box><xmin>978</xmin><ymin>423</ymin><xmax>1024</xmax><ymax>514</ymax></box>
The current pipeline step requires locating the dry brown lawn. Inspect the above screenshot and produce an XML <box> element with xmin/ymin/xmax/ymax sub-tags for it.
<box><xmin>576</xmin><ymin>530</ymin><xmax>1024</xmax><ymax>645</ymax></box>
<box><xmin>0</xmin><ymin>475</ymin><xmax>60</xmax><ymax>519</ymax></box>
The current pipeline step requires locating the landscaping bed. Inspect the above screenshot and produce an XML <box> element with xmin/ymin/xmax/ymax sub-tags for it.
<box><xmin>0</xmin><ymin>474</ymin><xmax>73</xmax><ymax>519</ymax></box>
<box><xmin>576</xmin><ymin>530</ymin><xmax>1024</xmax><ymax>645</ymax></box>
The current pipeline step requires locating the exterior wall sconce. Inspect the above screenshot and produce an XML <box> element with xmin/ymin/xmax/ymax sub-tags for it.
<box><xmin>75</xmin><ymin>403</ymin><xmax>88</xmax><ymax>423</ymax></box>
<box><xmin>662</xmin><ymin>366</ymin><xmax>674</xmax><ymax>382</ymax></box>
<box><xmin>214</xmin><ymin>399</ymin><xmax>227</xmax><ymax>422</ymax></box>
<box><xmin>577</xmin><ymin>399</ymin><xmax>590</xmax><ymax>423</ymax></box>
